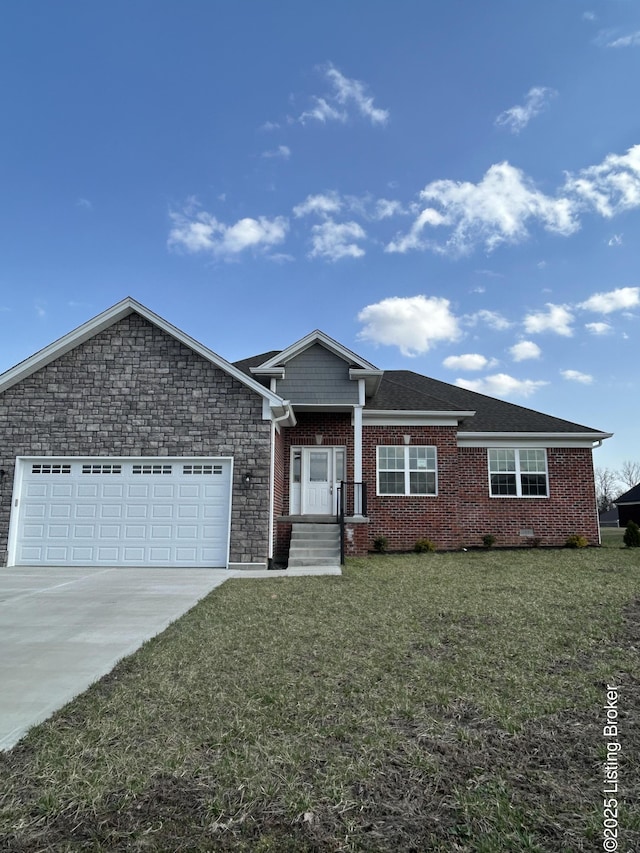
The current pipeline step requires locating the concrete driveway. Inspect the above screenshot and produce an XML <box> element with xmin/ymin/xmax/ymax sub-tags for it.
<box><xmin>0</xmin><ymin>566</ymin><xmax>230</xmax><ymax>751</ymax></box>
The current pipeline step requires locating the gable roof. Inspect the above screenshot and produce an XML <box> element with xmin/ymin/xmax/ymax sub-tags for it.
<box><xmin>255</xmin><ymin>329</ymin><xmax>379</xmax><ymax>371</ymax></box>
<box><xmin>615</xmin><ymin>483</ymin><xmax>640</xmax><ymax>504</ymax></box>
<box><xmin>0</xmin><ymin>297</ymin><xmax>286</xmax><ymax>408</ymax></box>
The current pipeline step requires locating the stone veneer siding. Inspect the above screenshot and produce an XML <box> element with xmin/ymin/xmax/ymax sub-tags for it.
<box><xmin>0</xmin><ymin>314</ymin><xmax>272</xmax><ymax>566</ymax></box>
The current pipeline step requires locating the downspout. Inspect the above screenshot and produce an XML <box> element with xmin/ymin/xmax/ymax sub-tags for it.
<box><xmin>268</xmin><ymin>402</ymin><xmax>293</xmax><ymax>568</ymax></box>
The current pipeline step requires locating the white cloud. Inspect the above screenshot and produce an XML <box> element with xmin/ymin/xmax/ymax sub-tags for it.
<box><xmin>168</xmin><ymin>204</ymin><xmax>288</xmax><ymax>258</ymax></box>
<box><xmin>455</xmin><ymin>373</ymin><xmax>548</xmax><ymax>399</ymax></box>
<box><xmin>606</xmin><ymin>31</ymin><xmax>640</xmax><ymax>48</ymax></box>
<box><xmin>76</xmin><ymin>197</ymin><xmax>93</xmax><ymax>211</ymax></box>
<box><xmin>325</xmin><ymin>64</ymin><xmax>389</xmax><ymax>125</ymax></box>
<box><xmin>495</xmin><ymin>86</ymin><xmax>557</xmax><ymax>134</ymax></box>
<box><xmin>578</xmin><ymin>286</ymin><xmax>640</xmax><ymax>314</ymax></box>
<box><xmin>563</xmin><ymin>145</ymin><xmax>640</xmax><ymax>217</ymax></box>
<box><xmin>293</xmin><ymin>192</ymin><xmax>343</xmax><ymax>218</ymax></box>
<box><xmin>523</xmin><ymin>303</ymin><xmax>574</xmax><ymax>336</ymax></box>
<box><xmin>387</xmin><ymin>162</ymin><xmax>579</xmax><ymax>256</ymax></box>
<box><xmin>510</xmin><ymin>340</ymin><xmax>542</xmax><ymax>361</ymax></box>
<box><xmin>561</xmin><ymin>369</ymin><xmax>593</xmax><ymax>384</ymax></box>
<box><xmin>465</xmin><ymin>309</ymin><xmax>512</xmax><ymax>331</ymax></box>
<box><xmin>585</xmin><ymin>322</ymin><xmax>612</xmax><ymax>335</ymax></box>
<box><xmin>608</xmin><ymin>234</ymin><xmax>623</xmax><ymax>247</ymax></box>
<box><xmin>299</xmin><ymin>97</ymin><xmax>347</xmax><ymax>125</ymax></box>
<box><xmin>442</xmin><ymin>353</ymin><xmax>496</xmax><ymax>371</ymax></box>
<box><xmin>298</xmin><ymin>64</ymin><xmax>389</xmax><ymax>126</ymax></box>
<box><xmin>373</xmin><ymin>198</ymin><xmax>405</xmax><ymax>219</ymax></box>
<box><xmin>309</xmin><ymin>219</ymin><xmax>366</xmax><ymax>261</ymax></box>
<box><xmin>261</xmin><ymin>145</ymin><xmax>291</xmax><ymax>160</ymax></box>
<box><xmin>357</xmin><ymin>295</ymin><xmax>461</xmax><ymax>357</ymax></box>
<box><xmin>583</xmin><ymin>11</ymin><xmax>596</xmax><ymax>22</ymax></box>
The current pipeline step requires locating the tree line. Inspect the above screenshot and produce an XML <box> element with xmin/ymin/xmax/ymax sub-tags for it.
<box><xmin>595</xmin><ymin>460</ymin><xmax>640</xmax><ymax>513</ymax></box>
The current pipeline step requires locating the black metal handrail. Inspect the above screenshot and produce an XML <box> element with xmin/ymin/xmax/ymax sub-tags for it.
<box><xmin>336</xmin><ymin>481</ymin><xmax>367</xmax><ymax>565</ymax></box>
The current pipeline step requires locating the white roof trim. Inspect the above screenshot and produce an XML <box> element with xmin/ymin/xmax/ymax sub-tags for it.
<box><xmin>0</xmin><ymin>297</ymin><xmax>285</xmax><ymax>407</ymax></box>
<box><xmin>257</xmin><ymin>329</ymin><xmax>378</xmax><ymax>370</ymax></box>
<box><xmin>457</xmin><ymin>431</ymin><xmax>613</xmax><ymax>448</ymax></box>
<box><xmin>363</xmin><ymin>409</ymin><xmax>475</xmax><ymax>427</ymax></box>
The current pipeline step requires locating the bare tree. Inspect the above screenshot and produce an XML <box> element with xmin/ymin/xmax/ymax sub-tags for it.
<box><xmin>595</xmin><ymin>467</ymin><xmax>621</xmax><ymax>513</ymax></box>
<box><xmin>618</xmin><ymin>460</ymin><xmax>640</xmax><ymax>490</ymax></box>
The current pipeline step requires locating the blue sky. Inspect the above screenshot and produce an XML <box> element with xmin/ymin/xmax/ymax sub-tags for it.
<box><xmin>1</xmin><ymin>1</ymin><xmax>638</xmax><ymax>472</ymax></box>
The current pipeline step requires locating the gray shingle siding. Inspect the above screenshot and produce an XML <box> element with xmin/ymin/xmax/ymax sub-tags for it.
<box><xmin>0</xmin><ymin>313</ymin><xmax>271</xmax><ymax>566</ymax></box>
<box><xmin>276</xmin><ymin>344</ymin><xmax>359</xmax><ymax>404</ymax></box>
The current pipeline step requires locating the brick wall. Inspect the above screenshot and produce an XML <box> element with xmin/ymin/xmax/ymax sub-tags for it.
<box><xmin>0</xmin><ymin>313</ymin><xmax>272</xmax><ymax>566</ymax></box>
<box><xmin>363</xmin><ymin>431</ymin><xmax>599</xmax><ymax>551</ymax></box>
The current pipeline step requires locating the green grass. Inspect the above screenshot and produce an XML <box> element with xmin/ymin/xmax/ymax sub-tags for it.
<box><xmin>1</xmin><ymin>541</ymin><xmax>639</xmax><ymax>852</ymax></box>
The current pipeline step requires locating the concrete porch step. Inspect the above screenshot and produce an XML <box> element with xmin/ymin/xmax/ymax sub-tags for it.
<box><xmin>288</xmin><ymin>523</ymin><xmax>341</xmax><ymax>568</ymax></box>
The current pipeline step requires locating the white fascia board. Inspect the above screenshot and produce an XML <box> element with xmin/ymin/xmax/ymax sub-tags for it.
<box><xmin>363</xmin><ymin>410</ymin><xmax>475</xmax><ymax>427</ymax></box>
<box><xmin>250</xmin><ymin>367</ymin><xmax>286</xmax><ymax>377</ymax></box>
<box><xmin>258</xmin><ymin>329</ymin><xmax>378</xmax><ymax>370</ymax></box>
<box><xmin>615</xmin><ymin>501</ymin><xmax>640</xmax><ymax>506</ymax></box>
<box><xmin>0</xmin><ymin>297</ymin><xmax>285</xmax><ymax>411</ymax></box>
<box><xmin>349</xmin><ymin>368</ymin><xmax>384</xmax><ymax>397</ymax></box>
<box><xmin>457</xmin><ymin>431</ymin><xmax>614</xmax><ymax>448</ymax></box>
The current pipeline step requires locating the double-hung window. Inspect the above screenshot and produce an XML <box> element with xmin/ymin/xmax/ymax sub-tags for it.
<box><xmin>377</xmin><ymin>446</ymin><xmax>437</xmax><ymax>496</ymax></box>
<box><xmin>488</xmin><ymin>448</ymin><xmax>548</xmax><ymax>497</ymax></box>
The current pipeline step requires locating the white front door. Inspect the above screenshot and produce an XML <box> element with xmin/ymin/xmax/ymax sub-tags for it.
<box><xmin>302</xmin><ymin>448</ymin><xmax>333</xmax><ymax>515</ymax></box>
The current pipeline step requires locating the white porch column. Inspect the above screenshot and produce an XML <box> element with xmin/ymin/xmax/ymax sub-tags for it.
<box><xmin>353</xmin><ymin>378</ymin><xmax>365</xmax><ymax>515</ymax></box>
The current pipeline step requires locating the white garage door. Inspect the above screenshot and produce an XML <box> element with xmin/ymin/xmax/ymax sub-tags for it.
<box><xmin>9</xmin><ymin>457</ymin><xmax>232</xmax><ymax>567</ymax></box>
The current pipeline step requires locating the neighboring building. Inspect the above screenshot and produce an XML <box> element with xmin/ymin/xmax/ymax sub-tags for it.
<box><xmin>615</xmin><ymin>484</ymin><xmax>640</xmax><ymax>527</ymax></box>
<box><xmin>0</xmin><ymin>298</ymin><xmax>611</xmax><ymax>569</ymax></box>
<box><xmin>598</xmin><ymin>507</ymin><xmax>619</xmax><ymax>527</ymax></box>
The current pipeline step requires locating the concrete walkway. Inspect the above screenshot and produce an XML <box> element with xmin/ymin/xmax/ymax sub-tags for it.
<box><xmin>0</xmin><ymin>564</ymin><xmax>339</xmax><ymax>752</ymax></box>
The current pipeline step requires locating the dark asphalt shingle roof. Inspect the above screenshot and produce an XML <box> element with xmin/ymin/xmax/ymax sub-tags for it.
<box><xmin>235</xmin><ymin>355</ymin><xmax>606</xmax><ymax>435</ymax></box>
<box><xmin>616</xmin><ymin>483</ymin><xmax>640</xmax><ymax>504</ymax></box>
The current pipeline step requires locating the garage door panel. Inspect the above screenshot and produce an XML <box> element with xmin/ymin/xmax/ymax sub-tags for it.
<box><xmin>12</xmin><ymin>458</ymin><xmax>232</xmax><ymax>567</ymax></box>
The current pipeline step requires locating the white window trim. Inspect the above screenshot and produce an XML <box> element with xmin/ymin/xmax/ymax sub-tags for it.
<box><xmin>487</xmin><ymin>448</ymin><xmax>549</xmax><ymax>498</ymax></box>
<box><xmin>376</xmin><ymin>446</ymin><xmax>438</xmax><ymax>497</ymax></box>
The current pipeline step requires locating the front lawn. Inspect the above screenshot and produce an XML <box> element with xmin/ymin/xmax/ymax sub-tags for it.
<box><xmin>1</xmin><ymin>543</ymin><xmax>639</xmax><ymax>852</ymax></box>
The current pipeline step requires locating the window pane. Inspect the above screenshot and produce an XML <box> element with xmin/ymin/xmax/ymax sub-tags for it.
<box><xmin>292</xmin><ymin>452</ymin><xmax>301</xmax><ymax>484</ymax></box>
<box><xmin>379</xmin><ymin>472</ymin><xmax>404</xmax><ymax>494</ymax></box>
<box><xmin>519</xmin><ymin>449</ymin><xmax>546</xmax><ymax>472</ymax></box>
<box><xmin>309</xmin><ymin>452</ymin><xmax>328</xmax><ymax>482</ymax></box>
<box><xmin>335</xmin><ymin>450</ymin><xmax>345</xmax><ymax>482</ymax></box>
<box><xmin>379</xmin><ymin>447</ymin><xmax>405</xmax><ymax>470</ymax></box>
<box><xmin>489</xmin><ymin>449</ymin><xmax>516</xmax><ymax>472</ymax></box>
<box><xmin>410</xmin><ymin>471</ymin><xmax>436</xmax><ymax>495</ymax></box>
<box><xmin>409</xmin><ymin>446</ymin><xmax>436</xmax><ymax>470</ymax></box>
<box><xmin>521</xmin><ymin>474</ymin><xmax>547</xmax><ymax>496</ymax></box>
<box><xmin>490</xmin><ymin>473</ymin><xmax>517</xmax><ymax>496</ymax></box>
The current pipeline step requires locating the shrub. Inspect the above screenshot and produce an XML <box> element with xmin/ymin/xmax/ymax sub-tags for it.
<box><xmin>414</xmin><ymin>537</ymin><xmax>436</xmax><ymax>553</ymax></box>
<box><xmin>373</xmin><ymin>535</ymin><xmax>388</xmax><ymax>553</ymax></box>
<box><xmin>482</xmin><ymin>534</ymin><xmax>496</xmax><ymax>549</ymax></box>
<box><xmin>565</xmin><ymin>534</ymin><xmax>589</xmax><ymax>548</ymax></box>
<box><xmin>623</xmin><ymin>520</ymin><xmax>640</xmax><ymax>548</ymax></box>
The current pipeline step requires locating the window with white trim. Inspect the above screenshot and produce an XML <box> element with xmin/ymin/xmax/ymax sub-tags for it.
<box><xmin>488</xmin><ymin>448</ymin><xmax>548</xmax><ymax>497</ymax></box>
<box><xmin>377</xmin><ymin>446</ymin><xmax>437</xmax><ymax>496</ymax></box>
